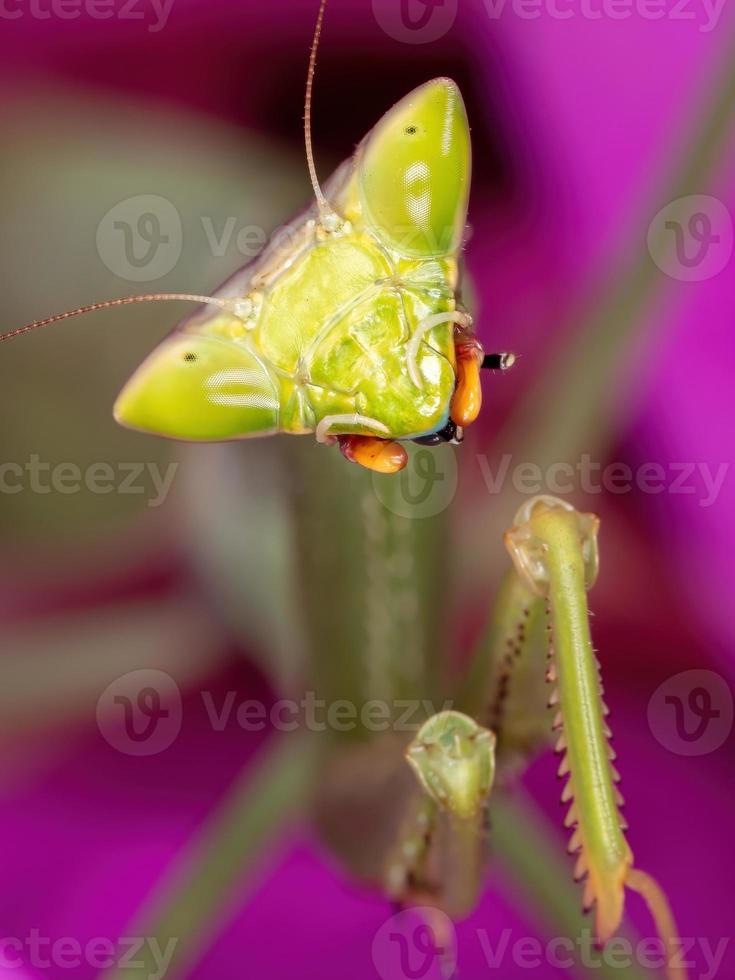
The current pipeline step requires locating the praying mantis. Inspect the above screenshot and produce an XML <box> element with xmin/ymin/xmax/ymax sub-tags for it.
<box><xmin>0</xmin><ymin>0</ymin><xmax>514</xmax><ymax>475</ymax></box>
<box><xmin>2</xmin><ymin>1</ymin><xmax>690</xmax><ymax>977</ymax></box>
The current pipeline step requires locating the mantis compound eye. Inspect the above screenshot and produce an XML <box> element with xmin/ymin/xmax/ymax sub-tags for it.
<box><xmin>358</xmin><ymin>78</ymin><xmax>470</xmax><ymax>258</ymax></box>
<box><xmin>114</xmin><ymin>333</ymin><xmax>279</xmax><ymax>440</ymax></box>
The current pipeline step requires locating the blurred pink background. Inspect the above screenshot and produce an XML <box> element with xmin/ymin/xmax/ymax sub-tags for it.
<box><xmin>0</xmin><ymin>0</ymin><xmax>734</xmax><ymax>977</ymax></box>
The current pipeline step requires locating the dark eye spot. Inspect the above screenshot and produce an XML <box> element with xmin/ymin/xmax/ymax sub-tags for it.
<box><xmin>183</xmin><ymin>352</ymin><xmax>197</xmax><ymax>362</ymax></box>
<box><xmin>405</xmin><ymin>125</ymin><xmax>417</xmax><ymax>135</ymax></box>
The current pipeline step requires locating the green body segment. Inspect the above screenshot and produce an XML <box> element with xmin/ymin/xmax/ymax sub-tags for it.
<box><xmin>114</xmin><ymin>78</ymin><xmax>471</xmax><ymax>442</ymax></box>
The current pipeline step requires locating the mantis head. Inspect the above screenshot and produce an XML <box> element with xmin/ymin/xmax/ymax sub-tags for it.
<box><xmin>112</xmin><ymin>78</ymin><xmax>472</xmax><ymax>442</ymax></box>
<box><xmin>0</xmin><ymin>12</ymin><xmax>481</xmax><ymax>459</ymax></box>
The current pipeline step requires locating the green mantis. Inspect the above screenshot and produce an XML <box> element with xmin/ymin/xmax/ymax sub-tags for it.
<box><xmin>0</xmin><ymin>0</ymin><xmax>514</xmax><ymax>475</ymax></box>
<box><xmin>112</xmin><ymin>73</ymin><xmax>473</xmax><ymax>466</ymax></box>
<box><xmin>2</xmin><ymin>1</ymin><xmax>693</xmax><ymax>976</ymax></box>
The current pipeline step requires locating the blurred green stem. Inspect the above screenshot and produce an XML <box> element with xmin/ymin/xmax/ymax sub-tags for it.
<box><xmin>106</xmin><ymin>735</ymin><xmax>316</xmax><ymax>980</ymax></box>
<box><xmin>466</xmin><ymin>32</ymin><xmax>735</xmax><ymax>587</ymax></box>
<box><xmin>505</xmin><ymin>30</ymin><xmax>735</xmax><ymax>470</ymax></box>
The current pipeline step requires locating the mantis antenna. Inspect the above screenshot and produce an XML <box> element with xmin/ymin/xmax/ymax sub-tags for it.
<box><xmin>2</xmin><ymin>11</ymin><xmax>346</xmax><ymax>343</ymax></box>
<box><xmin>0</xmin><ymin>0</ymin><xmax>338</xmax><ymax>345</ymax></box>
<box><xmin>0</xmin><ymin>294</ymin><xmax>250</xmax><ymax>344</ymax></box>
<box><xmin>304</xmin><ymin>0</ymin><xmax>332</xmax><ymax>219</ymax></box>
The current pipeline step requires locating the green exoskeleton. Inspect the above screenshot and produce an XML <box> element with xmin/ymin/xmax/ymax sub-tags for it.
<box><xmin>0</xmin><ymin>0</ymin><xmax>514</xmax><ymax>475</ymax></box>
